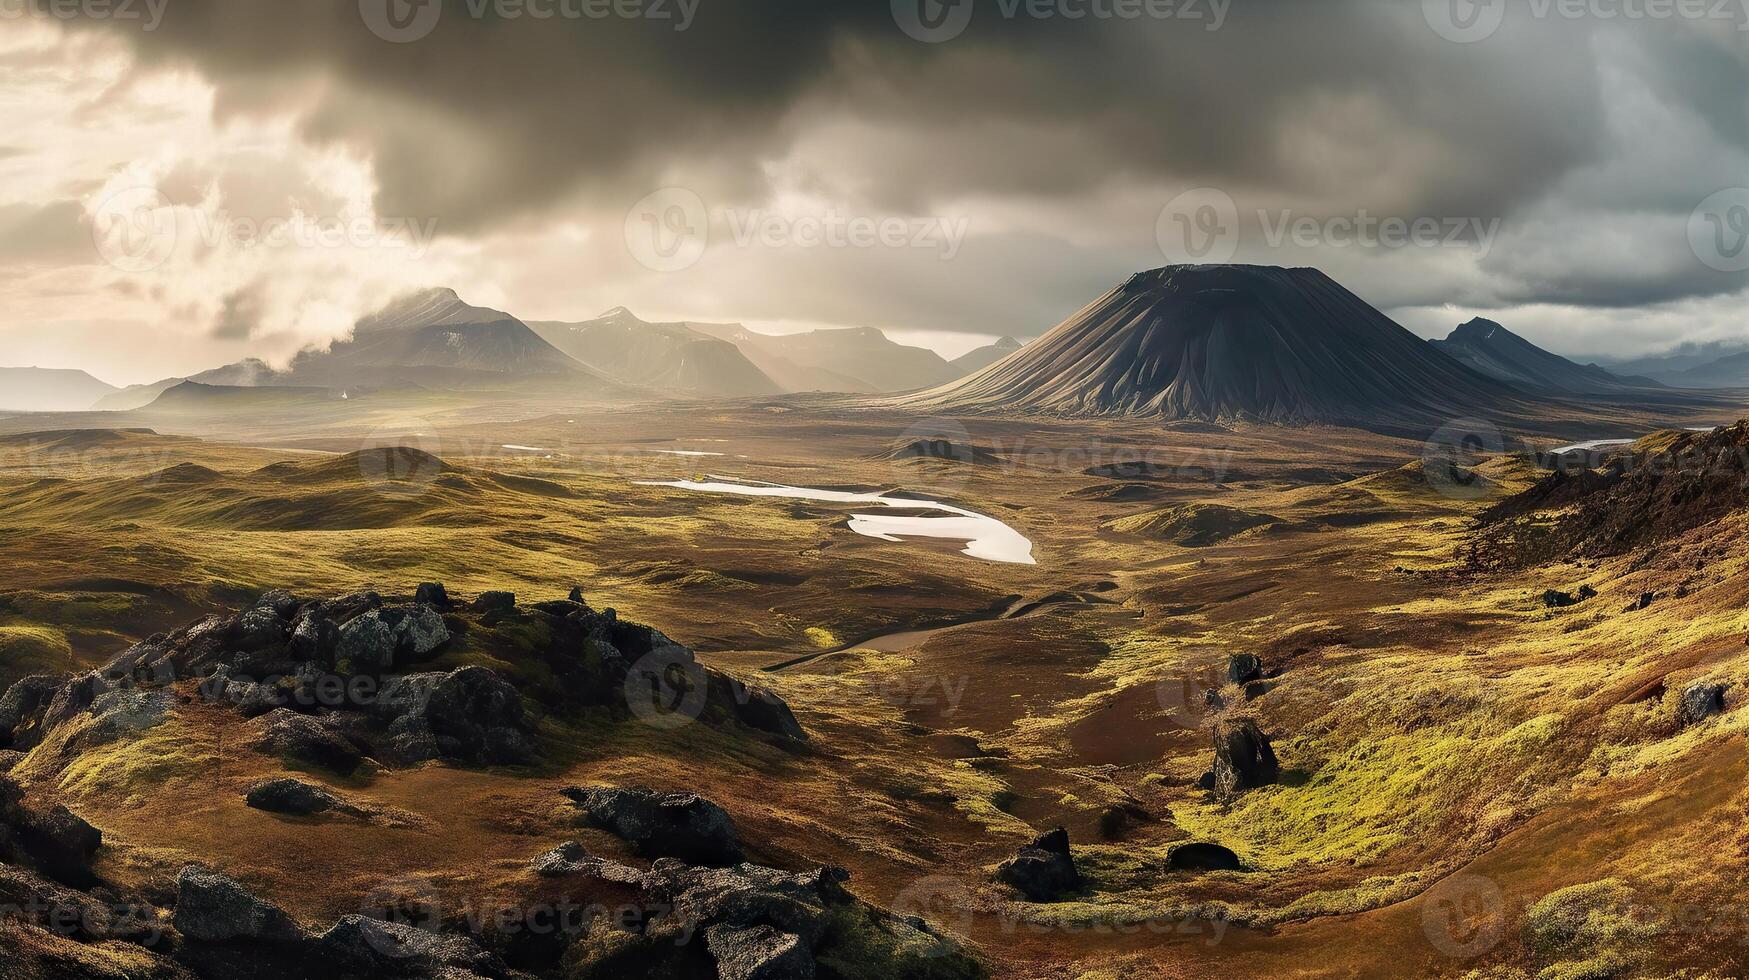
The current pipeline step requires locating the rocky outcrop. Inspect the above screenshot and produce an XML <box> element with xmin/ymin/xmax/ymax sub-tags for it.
<box><xmin>243</xmin><ymin>778</ymin><xmax>344</xmax><ymax>817</ymax></box>
<box><xmin>562</xmin><ymin>786</ymin><xmax>744</xmax><ymax>866</ymax></box>
<box><xmin>994</xmin><ymin>828</ymin><xmax>1081</xmax><ymax>902</ymax></box>
<box><xmin>1226</xmin><ymin>653</ymin><xmax>1263</xmax><ymax>685</ymax></box>
<box><xmin>250</xmin><ymin>710</ymin><xmax>364</xmax><ymax>775</ymax></box>
<box><xmin>1209</xmin><ymin>718</ymin><xmax>1279</xmax><ymax>795</ymax></box>
<box><xmin>529</xmin><ymin>841</ymin><xmax>647</xmax><ymax>884</ymax></box>
<box><xmin>1679</xmin><ymin>681</ymin><xmax>1727</xmax><ymax>726</ymax></box>
<box><xmin>372</xmin><ymin>666</ymin><xmax>532</xmax><ymax>766</ymax></box>
<box><xmin>173</xmin><ymin>867</ymin><xmax>305</xmax><ymax>944</ymax></box>
<box><xmin>1166</xmin><ymin>842</ymin><xmax>1245</xmax><ymax>872</ymax></box>
<box><xmin>0</xmin><ymin>777</ymin><xmax>102</xmax><ymax>886</ymax></box>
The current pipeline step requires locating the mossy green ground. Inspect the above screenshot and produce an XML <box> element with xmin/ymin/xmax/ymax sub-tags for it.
<box><xmin>0</xmin><ymin>407</ymin><xmax>1746</xmax><ymax>978</ymax></box>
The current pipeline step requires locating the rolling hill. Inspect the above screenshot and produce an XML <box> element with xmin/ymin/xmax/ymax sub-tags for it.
<box><xmin>899</xmin><ymin>264</ymin><xmax>1550</xmax><ymax>435</ymax></box>
<box><xmin>528</xmin><ymin>308</ymin><xmax>781</xmax><ymax>398</ymax></box>
<box><xmin>1430</xmin><ymin>318</ymin><xmax>1660</xmax><ymax>394</ymax></box>
<box><xmin>93</xmin><ymin>359</ymin><xmax>282</xmax><ymax>411</ymax></box>
<box><xmin>0</xmin><ymin>367</ymin><xmax>117</xmax><ymax>412</ymax></box>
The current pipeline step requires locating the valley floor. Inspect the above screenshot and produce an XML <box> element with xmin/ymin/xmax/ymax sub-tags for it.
<box><xmin>1</xmin><ymin>399</ymin><xmax>1746</xmax><ymax>978</ymax></box>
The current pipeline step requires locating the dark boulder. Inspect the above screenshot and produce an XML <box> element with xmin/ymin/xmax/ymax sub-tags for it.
<box><xmin>251</xmin><ymin>710</ymin><xmax>363</xmax><ymax>775</ymax></box>
<box><xmin>1226</xmin><ymin>653</ymin><xmax>1263</xmax><ymax>685</ymax></box>
<box><xmin>568</xmin><ymin>586</ymin><xmax>585</xmax><ymax>604</ymax></box>
<box><xmin>233</xmin><ymin>606</ymin><xmax>289</xmax><ymax>653</ymax></box>
<box><xmin>994</xmin><ymin>828</ymin><xmax>1081</xmax><ymax>902</ymax></box>
<box><xmin>173</xmin><ymin>866</ymin><xmax>305</xmax><ymax>944</ymax></box>
<box><xmin>244</xmin><ymin>778</ymin><xmax>341</xmax><ymax>816</ymax></box>
<box><xmin>0</xmin><ymin>864</ymin><xmax>161</xmax><ymax>946</ymax></box>
<box><xmin>561</xmin><ymin>786</ymin><xmax>743</xmax><ymax>866</ymax></box>
<box><xmin>254</xmin><ymin>589</ymin><xmax>303</xmax><ymax>619</ymax></box>
<box><xmin>315</xmin><ymin>914</ymin><xmax>511</xmax><ymax>978</ymax></box>
<box><xmin>414</xmin><ymin>582</ymin><xmax>451</xmax><ymax>607</ymax></box>
<box><xmin>528</xmin><ymin>841</ymin><xmax>646</xmax><ymax>885</ymax></box>
<box><xmin>645</xmin><ymin>859</ymin><xmax>852</xmax><ymax>946</ymax></box>
<box><xmin>287</xmin><ymin>613</ymin><xmax>341</xmax><ymax>664</ymax></box>
<box><xmin>375</xmin><ymin>667</ymin><xmax>531</xmax><ymax>766</ymax></box>
<box><xmin>704</xmin><ymin>923</ymin><xmax>814</xmax><ymax>980</ymax></box>
<box><xmin>1203</xmin><ymin>688</ymin><xmax>1226</xmax><ymax>711</ymax></box>
<box><xmin>1210</xmin><ymin>717</ymin><xmax>1278</xmax><ymax>794</ymax></box>
<box><xmin>0</xmin><ymin>674</ymin><xmax>63</xmax><ymax>748</ymax></box>
<box><xmin>1543</xmin><ymin>587</ymin><xmax>1596</xmax><ymax>609</ymax></box>
<box><xmin>713</xmin><ymin>675</ymin><xmax>807</xmax><ymax>741</ymax></box>
<box><xmin>1166</xmin><ymin>842</ymin><xmax>1245</xmax><ymax>872</ymax></box>
<box><xmin>1627</xmin><ymin>591</ymin><xmax>1656</xmax><ymax>611</ymax></box>
<box><xmin>471</xmin><ymin>591</ymin><xmax>517</xmax><ymax>613</ymax></box>
<box><xmin>1679</xmin><ymin>681</ymin><xmax>1727</xmax><ymax>726</ymax></box>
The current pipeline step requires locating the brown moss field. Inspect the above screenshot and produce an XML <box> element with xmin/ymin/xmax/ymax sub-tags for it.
<box><xmin>3</xmin><ymin>397</ymin><xmax>1749</xmax><ymax>978</ymax></box>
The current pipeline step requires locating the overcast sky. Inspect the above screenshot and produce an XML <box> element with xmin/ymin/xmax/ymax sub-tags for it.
<box><xmin>0</xmin><ymin>0</ymin><xmax>1744</xmax><ymax>384</ymax></box>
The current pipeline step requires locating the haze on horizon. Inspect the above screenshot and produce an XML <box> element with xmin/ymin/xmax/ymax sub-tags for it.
<box><xmin>0</xmin><ymin>0</ymin><xmax>1745</xmax><ymax>387</ymax></box>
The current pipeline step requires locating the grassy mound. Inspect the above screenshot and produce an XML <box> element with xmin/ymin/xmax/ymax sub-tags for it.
<box><xmin>1103</xmin><ymin>503</ymin><xmax>1281</xmax><ymax>547</ymax></box>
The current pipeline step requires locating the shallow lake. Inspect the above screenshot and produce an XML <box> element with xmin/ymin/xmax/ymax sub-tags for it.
<box><xmin>639</xmin><ymin>476</ymin><xmax>1036</xmax><ymax>565</ymax></box>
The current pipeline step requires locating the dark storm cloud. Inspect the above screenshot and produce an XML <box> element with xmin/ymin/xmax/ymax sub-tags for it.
<box><xmin>77</xmin><ymin>1</ymin><xmax>1614</xmax><ymax>227</ymax></box>
<box><xmin>63</xmin><ymin>0</ymin><xmax>1749</xmax><ymax>339</ymax></box>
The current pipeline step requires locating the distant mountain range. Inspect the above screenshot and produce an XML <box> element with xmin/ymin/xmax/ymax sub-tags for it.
<box><xmin>1430</xmin><ymin>318</ymin><xmax>1661</xmax><ymax>394</ymax></box>
<box><xmin>528</xmin><ymin>309</ymin><xmax>781</xmax><ymax>399</ymax></box>
<box><xmin>0</xmin><ymin>367</ymin><xmax>117</xmax><ymax>412</ymax></box>
<box><xmin>901</xmin><ymin>264</ymin><xmax>1550</xmax><ymax>435</ymax></box>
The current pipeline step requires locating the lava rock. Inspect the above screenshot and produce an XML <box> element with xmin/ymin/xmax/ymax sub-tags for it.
<box><xmin>244</xmin><ymin>778</ymin><xmax>341</xmax><ymax>816</ymax></box>
<box><xmin>252</xmin><ymin>710</ymin><xmax>363</xmax><ymax>775</ymax></box>
<box><xmin>994</xmin><ymin>828</ymin><xmax>1081</xmax><ymax>903</ymax></box>
<box><xmin>414</xmin><ymin>582</ymin><xmax>451</xmax><ymax>607</ymax></box>
<box><xmin>1203</xmin><ymin>688</ymin><xmax>1225</xmax><ymax>711</ymax></box>
<box><xmin>528</xmin><ymin>841</ymin><xmax>646</xmax><ymax>884</ymax></box>
<box><xmin>471</xmin><ymin>591</ymin><xmax>517</xmax><ymax>613</ymax></box>
<box><xmin>562</xmin><ymin>786</ymin><xmax>744</xmax><ymax>866</ymax></box>
<box><xmin>0</xmin><ymin>674</ymin><xmax>63</xmax><ymax>748</ymax></box>
<box><xmin>1226</xmin><ymin>653</ymin><xmax>1264</xmax><ymax>685</ymax></box>
<box><xmin>1166</xmin><ymin>842</ymin><xmax>1245</xmax><ymax>872</ymax></box>
<box><xmin>714</xmin><ymin>676</ymin><xmax>808</xmax><ymax>741</ymax></box>
<box><xmin>1210</xmin><ymin>717</ymin><xmax>1278</xmax><ymax>794</ymax></box>
<box><xmin>287</xmin><ymin>613</ymin><xmax>341</xmax><ymax>664</ymax></box>
<box><xmin>1628</xmin><ymin>591</ymin><xmax>1656</xmax><ymax>611</ymax></box>
<box><xmin>335</xmin><ymin>613</ymin><xmax>398</xmax><ymax>673</ymax></box>
<box><xmin>1679</xmin><ymin>681</ymin><xmax>1727</xmax><ymax>726</ymax></box>
<box><xmin>645</xmin><ymin>860</ymin><xmax>852</xmax><ymax>946</ymax></box>
<box><xmin>19</xmin><ymin>803</ymin><xmax>102</xmax><ymax>885</ymax></box>
<box><xmin>174</xmin><ymin>866</ymin><xmax>305</xmax><ymax>944</ymax></box>
<box><xmin>315</xmin><ymin>914</ymin><xmax>510</xmax><ymax>977</ymax></box>
<box><xmin>234</xmin><ymin>606</ymin><xmax>290</xmax><ymax>652</ymax></box>
<box><xmin>254</xmin><ymin>589</ymin><xmax>303</xmax><ymax>619</ymax></box>
<box><xmin>705</xmin><ymin>923</ymin><xmax>814</xmax><ymax>980</ymax></box>
<box><xmin>568</xmin><ymin>586</ymin><xmax>585</xmax><ymax>604</ymax></box>
<box><xmin>376</xmin><ymin>667</ymin><xmax>531</xmax><ymax>766</ymax></box>
<box><xmin>0</xmin><ymin>864</ymin><xmax>160</xmax><ymax>946</ymax></box>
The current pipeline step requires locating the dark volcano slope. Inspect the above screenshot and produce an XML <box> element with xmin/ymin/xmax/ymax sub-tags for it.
<box><xmin>1432</xmin><ymin>318</ymin><xmax>1662</xmax><ymax>395</ymax></box>
<box><xmin>900</xmin><ymin>265</ymin><xmax>1552</xmax><ymax>435</ymax></box>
